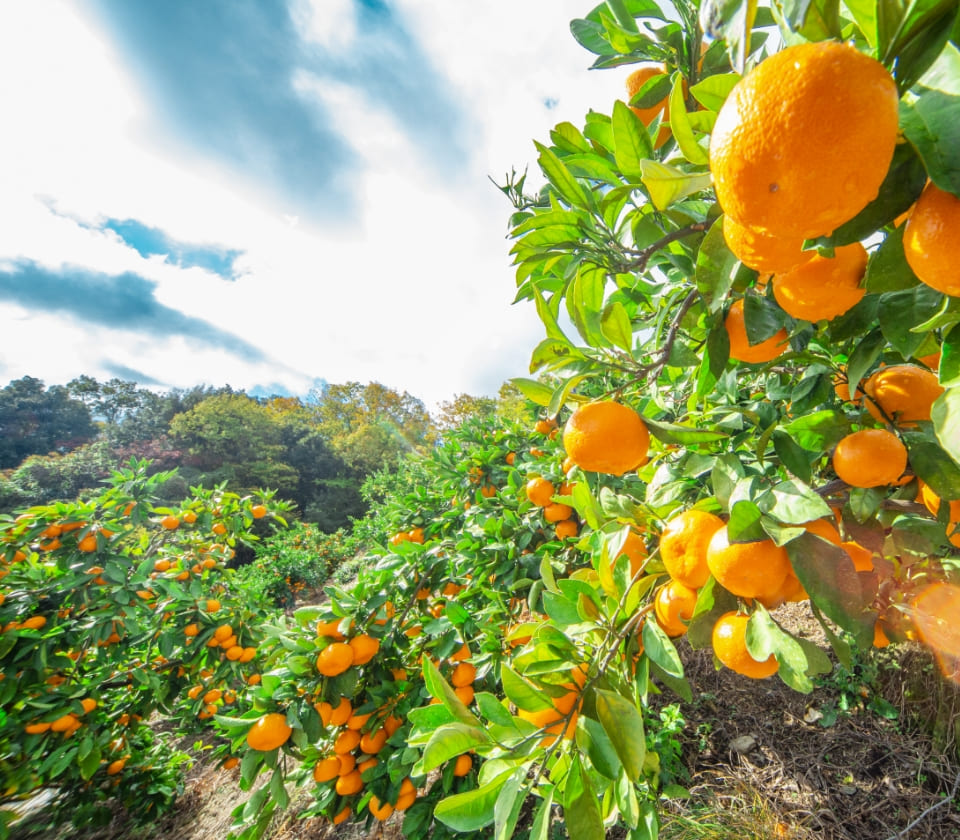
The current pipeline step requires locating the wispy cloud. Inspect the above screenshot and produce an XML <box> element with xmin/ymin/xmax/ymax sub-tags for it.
<box><xmin>0</xmin><ymin>260</ymin><xmax>267</xmax><ymax>363</ymax></box>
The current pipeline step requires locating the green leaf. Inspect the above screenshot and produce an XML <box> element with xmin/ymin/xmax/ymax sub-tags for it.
<box><xmin>744</xmin><ymin>292</ymin><xmax>790</xmax><ymax>344</ymax></box>
<box><xmin>846</xmin><ymin>329</ymin><xmax>886</xmax><ymax>400</ymax></box>
<box><xmin>905</xmin><ymin>435</ymin><xmax>960</xmax><ymax>499</ymax></box>
<box><xmin>529</xmin><ymin>790</ymin><xmax>555</xmax><ymax>840</ymax></box>
<box><xmin>501</xmin><ymin>664</ymin><xmax>554</xmax><ymax>712</ymax></box>
<box><xmin>783</xmin><ymin>410</ymin><xmax>850</xmax><ymax>452</ymax></box>
<box><xmin>613</xmin><ymin>100</ymin><xmax>653</xmax><ymax>181</ymax></box>
<box><xmin>641</xmin><ymin>620</ymin><xmax>684</xmax><ymax>678</ymax></box>
<box><xmin>931</xmin><ymin>387</ymin><xmax>960</xmax><ymax>474</ymax></box>
<box><xmin>644</xmin><ymin>417</ymin><xmax>727</xmax><ymax>445</ymax></box>
<box><xmin>779</xmin><ymin>0</ymin><xmax>841</xmax><ymax>41</ymax></box>
<box><xmin>695</xmin><ymin>218</ymin><xmax>740</xmax><ymax>314</ymax></box>
<box><xmin>511</xmin><ymin>377</ymin><xmax>554</xmax><ymax>407</ymax></box>
<box><xmin>595</xmin><ymin>689</ymin><xmax>646</xmax><ymax>780</ymax></box>
<box><xmin>548</xmin><ymin>375</ymin><xmax>588</xmax><ymax>419</ymax></box>
<box><xmin>772</xmin><ymin>430</ymin><xmax>813</xmax><ymax>483</ymax></box>
<box><xmin>899</xmin><ymin>42</ymin><xmax>960</xmax><ymax>194</ymax></box>
<box><xmin>763</xmin><ymin>479</ymin><xmax>833</xmax><ymax>525</ymax></box>
<box><xmin>601</xmin><ymin>300</ymin><xmax>635</xmax><ymax>352</ymax></box>
<box><xmin>668</xmin><ymin>75</ymin><xmax>709</xmax><ymax>165</ymax></box>
<box><xmin>700</xmin><ymin>0</ymin><xmax>758</xmax><ymax>72</ymax></box>
<box><xmin>78</xmin><ymin>743</ymin><xmax>101</xmax><ymax>781</ymax></box>
<box><xmin>434</xmin><ymin>769</ymin><xmax>514</xmax><ymax>832</ymax></box>
<box><xmin>745</xmin><ymin>609</ymin><xmax>813</xmax><ymax>693</ymax></box>
<box><xmin>415</xmin><ymin>723</ymin><xmax>491</xmax><ymax>775</ymax></box>
<box><xmin>689</xmin><ymin>73</ymin><xmax>741</xmax><ymax>111</ymax></box>
<box><xmin>865</xmin><ymin>226</ymin><xmax>920</xmax><ymax>293</ymax></box>
<box><xmin>422</xmin><ymin>656</ymin><xmax>481</xmax><ymax>726</ymax></box>
<box><xmin>535</xmin><ymin>141</ymin><xmax>593</xmax><ymax>211</ymax></box>
<box><xmin>494</xmin><ymin>772</ymin><xmax>527</xmax><ymax>840</ymax></box>
<box><xmin>564</xmin><ymin>757</ymin><xmax>605</xmax><ymax>840</ymax></box>
<box><xmin>879</xmin><ymin>284</ymin><xmax>946</xmax><ymax>358</ymax></box>
<box><xmin>787</xmin><ymin>533</ymin><xmax>873</xmax><ymax>647</ymax></box>
<box><xmin>576</xmin><ymin>716</ymin><xmax>622</xmax><ymax>779</ymax></box>
<box><xmin>727</xmin><ymin>499</ymin><xmax>765</xmax><ymax>542</ymax></box>
<box><xmin>640</xmin><ymin>160</ymin><xmax>713</xmax><ymax>211</ymax></box>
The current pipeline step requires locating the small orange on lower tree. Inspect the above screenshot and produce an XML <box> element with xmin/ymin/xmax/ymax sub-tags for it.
<box><xmin>317</xmin><ymin>642</ymin><xmax>355</xmax><ymax>677</ymax></box>
<box><xmin>246</xmin><ymin>713</ymin><xmax>292</xmax><ymax>752</ymax></box>
<box><xmin>706</xmin><ymin>526</ymin><xmax>791</xmax><ymax>601</ymax></box>
<box><xmin>712</xmin><ymin>612</ymin><xmax>779</xmax><ymax>679</ymax></box>
<box><xmin>659</xmin><ymin>509</ymin><xmax>724</xmax><ymax>588</ymax></box>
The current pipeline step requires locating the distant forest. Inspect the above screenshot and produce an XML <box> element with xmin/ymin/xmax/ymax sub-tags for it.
<box><xmin>0</xmin><ymin>376</ymin><xmax>525</xmax><ymax>531</ymax></box>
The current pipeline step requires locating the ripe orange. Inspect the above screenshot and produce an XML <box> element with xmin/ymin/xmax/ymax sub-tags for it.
<box><xmin>77</xmin><ymin>534</ymin><xmax>98</xmax><ymax>553</ymax></box>
<box><xmin>562</xmin><ymin>401</ymin><xmax>649</xmax><ymax>476</ymax></box>
<box><xmin>722</xmin><ymin>215</ymin><xmax>811</xmax><ymax>274</ymax></box>
<box><xmin>709</xmin><ymin>41</ymin><xmax>898</xmax><ymax>239</ymax></box>
<box><xmin>711</xmin><ymin>612</ymin><xmax>779</xmax><ymax>678</ymax></box>
<box><xmin>555</xmin><ymin>519</ymin><xmax>579</xmax><ymax>540</ymax></box>
<box><xmin>450</xmin><ymin>662</ymin><xmax>476</xmax><ymax>687</ymax></box>
<box><xmin>802</xmin><ymin>518</ymin><xmax>841</xmax><ymax>545</ymax></box>
<box><xmin>453</xmin><ymin>753</ymin><xmax>473</xmax><ymax>777</ymax></box>
<box><xmin>863</xmin><ymin>364</ymin><xmax>944</xmax><ymax>427</ymax></box>
<box><xmin>332</xmin><ymin>805</ymin><xmax>351</xmax><ymax>824</ymax></box>
<box><xmin>346</xmin><ymin>711</ymin><xmax>371</xmax><ymax>731</ymax></box>
<box><xmin>334</xmin><ymin>729</ymin><xmax>361</xmax><ymax>754</ymax></box>
<box><xmin>772</xmin><ymin>242</ymin><xmax>867</xmax><ymax>322</ymax></box>
<box><xmin>160</xmin><ymin>515</ymin><xmax>180</xmax><ymax>530</ymax></box>
<box><xmin>543</xmin><ymin>502</ymin><xmax>573</xmax><ymax>523</ymax></box>
<box><xmin>612</xmin><ymin>528</ymin><xmax>648</xmax><ymax>578</ymax></box>
<box><xmin>659</xmin><ymin>509</ymin><xmax>724</xmax><ymax>588</ymax></box>
<box><xmin>534</xmin><ymin>418</ymin><xmax>558</xmax><ymax>435</ymax></box>
<box><xmin>251</xmin><ymin>504</ymin><xmax>267</xmax><ymax>519</ymax></box>
<box><xmin>336</xmin><ymin>770</ymin><xmax>363</xmax><ymax>796</ymax></box>
<box><xmin>329</xmin><ymin>697</ymin><xmax>352</xmax><ymax>726</ymax></box>
<box><xmin>246</xmin><ymin>713</ymin><xmax>292</xmax><ymax>752</ymax></box>
<box><xmin>359</xmin><ymin>728</ymin><xmax>388</xmax><ymax>754</ymax></box>
<box><xmin>525</xmin><ymin>477</ymin><xmax>555</xmax><ymax>507</ymax></box>
<box><xmin>832</xmin><ymin>429</ymin><xmax>907</xmax><ymax>487</ymax></box>
<box><xmin>842</xmin><ymin>540</ymin><xmax>875</xmax><ymax>572</ymax></box>
<box><xmin>625</xmin><ymin>64</ymin><xmax>671</xmax><ymax>148</ymax></box>
<box><xmin>706</xmin><ymin>526</ymin><xmax>790</xmax><ymax>600</ymax></box>
<box><xmin>348</xmin><ymin>634</ymin><xmax>380</xmax><ymax>665</ymax></box>
<box><xmin>204</xmin><ymin>599</ymin><xmax>221</xmax><ymax>613</ymax></box>
<box><xmin>368</xmin><ymin>795</ymin><xmax>394</xmax><ymax>821</ymax></box>
<box><xmin>725</xmin><ymin>299</ymin><xmax>789</xmax><ymax>364</ymax></box>
<box><xmin>903</xmin><ymin>181</ymin><xmax>960</xmax><ymax>297</ymax></box>
<box><xmin>316</xmin><ymin>642</ymin><xmax>355</xmax><ymax>676</ymax></box>
<box><xmin>653</xmin><ymin>580</ymin><xmax>699</xmax><ymax>637</ymax></box>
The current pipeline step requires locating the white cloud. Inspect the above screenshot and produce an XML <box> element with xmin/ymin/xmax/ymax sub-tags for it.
<box><xmin>0</xmin><ymin>0</ymin><xmax>621</xmax><ymax>410</ymax></box>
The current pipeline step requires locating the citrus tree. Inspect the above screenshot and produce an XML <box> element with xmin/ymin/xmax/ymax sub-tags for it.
<box><xmin>0</xmin><ymin>460</ymin><xmax>288</xmax><ymax>837</ymax></box>
<box><xmin>216</xmin><ymin>1</ymin><xmax>960</xmax><ymax>838</ymax></box>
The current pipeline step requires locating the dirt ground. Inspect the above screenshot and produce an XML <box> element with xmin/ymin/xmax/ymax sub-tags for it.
<box><xmin>10</xmin><ymin>602</ymin><xmax>960</xmax><ymax>840</ymax></box>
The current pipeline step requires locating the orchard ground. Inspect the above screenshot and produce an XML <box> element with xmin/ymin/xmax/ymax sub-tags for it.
<box><xmin>12</xmin><ymin>601</ymin><xmax>960</xmax><ymax>840</ymax></box>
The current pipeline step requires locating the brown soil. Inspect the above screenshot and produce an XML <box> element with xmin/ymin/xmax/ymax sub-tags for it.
<box><xmin>11</xmin><ymin>602</ymin><xmax>960</xmax><ymax>840</ymax></box>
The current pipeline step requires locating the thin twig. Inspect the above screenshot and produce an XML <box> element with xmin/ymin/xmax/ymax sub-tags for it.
<box><xmin>622</xmin><ymin>222</ymin><xmax>708</xmax><ymax>273</ymax></box>
<box><xmin>647</xmin><ymin>288</ymin><xmax>700</xmax><ymax>385</ymax></box>
<box><xmin>883</xmin><ymin>769</ymin><xmax>960</xmax><ymax>840</ymax></box>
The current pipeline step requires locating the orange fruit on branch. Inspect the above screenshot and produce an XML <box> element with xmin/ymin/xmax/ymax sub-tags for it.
<box><xmin>653</xmin><ymin>580</ymin><xmax>699</xmax><ymax>637</ymax></box>
<box><xmin>832</xmin><ymin>429</ymin><xmax>907</xmax><ymax>488</ymax></box>
<box><xmin>711</xmin><ymin>612</ymin><xmax>779</xmax><ymax>678</ymax></box>
<box><xmin>625</xmin><ymin>64</ymin><xmax>672</xmax><ymax>148</ymax></box>
<box><xmin>562</xmin><ymin>401</ymin><xmax>649</xmax><ymax>476</ymax></box>
<box><xmin>246</xmin><ymin>713</ymin><xmax>292</xmax><ymax>752</ymax></box>
<box><xmin>525</xmin><ymin>477</ymin><xmax>555</xmax><ymax>507</ymax></box>
<box><xmin>903</xmin><ymin>181</ymin><xmax>960</xmax><ymax>297</ymax></box>
<box><xmin>659</xmin><ymin>509</ymin><xmax>724</xmax><ymax>588</ymax></box>
<box><xmin>316</xmin><ymin>642</ymin><xmax>355</xmax><ymax>676</ymax></box>
<box><xmin>863</xmin><ymin>364</ymin><xmax>944</xmax><ymax>427</ymax></box>
<box><xmin>724</xmin><ymin>299</ymin><xmax>789</xmax><ymax>364</ymax></box>
<box><xmin>722</xmin><ymin>214</ymin><xmax>812</xmax><ymax>274</ymax></box>
<box><xmin>709</xmin><ymin>41</ymin><xmax>899</xmax><ymax>239</ymax></box>
<box><xmin>771</xmin><ymin>242</ymin><xmax>867</xmax><ymax>322</ymax></box>
<box><xmin>348</xmin><ymin>634</ymin><xmax>380</xmax><ymax>665</ymax></box>
<box><xmin>706</xmin><ymin>526</ymin><xmax>791</xmax><ymax>600</ymax></box>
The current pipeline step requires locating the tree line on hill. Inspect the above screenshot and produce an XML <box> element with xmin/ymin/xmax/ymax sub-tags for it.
<box><xmin>0</xmin><ymin>375</ymin><xmax>526</xmax><ymax>530</ymax></box>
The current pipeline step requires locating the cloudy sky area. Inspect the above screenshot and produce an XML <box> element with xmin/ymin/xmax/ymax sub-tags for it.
<box><xmin>0</xmin><ymin>0</ymin><xmax>614</xmax><ymax>408</ymax></box>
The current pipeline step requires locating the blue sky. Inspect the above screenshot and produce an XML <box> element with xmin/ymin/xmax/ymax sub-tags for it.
<box><xmin>0</xmin><ymin>0</ymin><xmax>612</xmax><ymax>408</ymax></box>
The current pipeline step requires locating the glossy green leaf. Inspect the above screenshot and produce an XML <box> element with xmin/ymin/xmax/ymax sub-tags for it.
<box><xmin>668</xmin><ymin>75</ymin><xmax>709</xmax><ymax>165</ymax></box>
<box><xmin>879</xmin><ymin>284</ymin><xmax>945</xmax><ymax>357</ymax></box>
<box><xmin>745</xmin><ymin>609</ymin><xmax>813</xmax><ymax>693</ymax></box>
<box><xmin>644</xmin><ymin>417</ymin><xmax>727</xmax><ymax>445</ymax></box>
<box><xmin>932</xmin><ymin>387</ymin><xmax>960</xmax><ymax>472</ymax></box>
<box><xmin>535</xmin><ymin>141</ymin><xmax>592</xmax><ymax>211</ymax></box>
<box><xmin>641</xmin><ymin>620</ymin><xmax>684</xmax><ymax>678</ymax></box>
<box><xmin>434</xmin><ymin>769</ymin><xmax>514</xmax><ymax>832</ymax></box>
<box><xmin>613</xmin><ymin>100</ymin><xmax>653</xmax><ymax>181</ymax></box>
<box><xmin>577</xmin><ymin>716</ymin><xmax>623</xmax><ymax>779</ymax></box>
<box><xmin>905</xmin><ymin>435</ymin><xmax>960</xmax><ymax>499</ymax></box>
<box><xmin>511</xmin><ymin>377</ymin><xmax>554</xmax><ymax>407</ymax></box>
<box><xmin>601</xmin><ymin>300</ymin><xmax>635</xmax><ymax>352</ymax></box>
<box><xmin>900</xmin><ymin>42</ymin><xmax>960</xmax><ymax>195</ymax></box>
<box><xmin>595</xmin><ymin>689</ymin><xmax>646</xmax><ymax>780</ymax></box>
<box><xmin>501</xmin><ymin>663</ymin><xmax>554</xmax><ymax>712</ymax></box>
<box><xmin>564</xmin><ymin>757</ymin><xmax>605</xmax><ymax>840</ymax></box>
<box><xmin>415</xmin><ymin>723</ymin><xmax>491</xmax><ymax>775</ymax></box>
<box><xmin>689</xmin><ymin>73</ymin><xmax>740</xmax><ymax>111</ymax></box>
<box><xmin>640</xmin><ymin>160</ymin><xmax>713</xmax><ymax>211</ymax></box>
<box><xmin>422</xmin><ymin>655</ymin><xmax>481</xmax><ymax>726</ymax></box>
<box><xmin>695</xmin><ymin>218</ymin><xmax>739</xmax><ymax>314</ymax></box>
